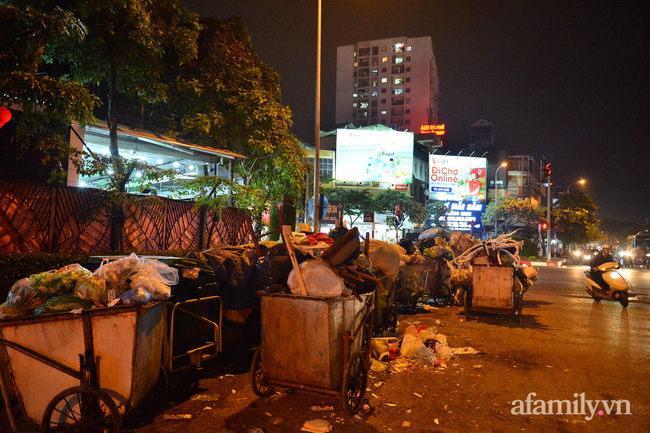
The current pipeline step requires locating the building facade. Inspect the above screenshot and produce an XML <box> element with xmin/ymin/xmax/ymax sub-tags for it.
<box><xmin>335</xmin><ymin>36</ymin><xmax>440</xmax><ymax>132</ymax></box>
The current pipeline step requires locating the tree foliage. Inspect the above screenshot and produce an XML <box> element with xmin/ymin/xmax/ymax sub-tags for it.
<box><xmin>426</xmin><ymin>200</ymin><xmax>451</xmax><ymax>228</ymax></box>
<box><xmin>482</xmin><ymin>196</ymin><xmax>544</xmax><ymax>237</ymax></box>
<box><xmin>321</xmin><ymin>187</ymin><xmax>375</xmax><ymax>227</ymax></box>
<box><xmin>553</xmin><ymin>191</ymin><xmax>601</xmax><ymax>246</ymax></box>
<box><xmin>0</xmin><ymin>2</ymin><xmax>99</xmax><ymax>182</ymax></box>
<box><xmin>374</xmin><ymin>189</ymin><xmax>426</xmax><ymax>232</ymax></box>
<box><xmin>169</xmin><ymin>17</ymin><xmax>309</xmax><ymax>220</ymax></box>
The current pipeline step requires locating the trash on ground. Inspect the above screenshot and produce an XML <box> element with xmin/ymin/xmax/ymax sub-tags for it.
<box><xmin>301</xmin><ymin>418</ymin><xmax>333</xmax><ymax>432</ymax></box>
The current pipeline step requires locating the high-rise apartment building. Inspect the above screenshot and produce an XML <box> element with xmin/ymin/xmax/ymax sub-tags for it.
<box><xmin>335</xmin><ymin>36</ymin><xmax>439</xmax><ymax>132</ymax></box>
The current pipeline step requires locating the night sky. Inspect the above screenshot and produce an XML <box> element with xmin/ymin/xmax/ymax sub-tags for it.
<box><xmin>181</xmin><ymin>0</ymin><xmax>649</xmax><ymax>226</ymax></box>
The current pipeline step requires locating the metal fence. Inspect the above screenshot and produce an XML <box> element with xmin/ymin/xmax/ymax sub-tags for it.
<box><xmin>0</xmin><ymin>181</ymin><xmax>251</xmax><ymax>254</ymax></box>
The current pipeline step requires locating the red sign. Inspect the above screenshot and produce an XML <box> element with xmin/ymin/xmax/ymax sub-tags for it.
<box><xmin>395</xmin><ymin>184</ymin><xmax>408</xmax><ymax>191</ymax></box>
<box><xmin>419</xmin><ymin>124</ymin><xmax>445</xmax><ymax>135</ymax></box>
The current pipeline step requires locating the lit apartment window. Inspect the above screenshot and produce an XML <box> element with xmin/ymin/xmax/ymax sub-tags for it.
<box><xmin>352</xmin><ymin>102</ymin><xmax>357</xmax><ymax>108</ymax></box>
<box><xmin>393</xmin><ymin>43</ymin><xmax>405</xmax><ymax>53</ymax></box>
<box><xmin>371</xmin><ymin>89</ymin><xmax>378</xmax><ymax>96</ymax></box>
<box><xmin>381</xmin><ymin>110</ymin><xmax>387</xmax><ymax>115</ymax></box>
<box><xmin>382</xmin><ymin>46</ymin><xmax>387</xmax><ymax>52</ymax></box>
<box><xmin>358</xmin><ymin>89</ymin><xmax>369</xmax><ymax>98</ymax></box>
<box><xmin>381</xmin><ymin>56</ymin><xmax>388</xmax><ymax>63</ymax></box>
<box><xmin>353</xmin><ymin>62</ymin><xmax>358</xmax><ymax>67</ymax></box>
<box><xmin>392</xmin><ymin>88</ymin><xmax>404</xmax><ymax>95</ymax></box>
<box><xmin>393</xmin><ymin>77</ymin><xmax>404</xmax><ymax>85</ymax></box>
<box><xmin>406</xmin><ymin>46</ymin><xmax>412</xmax><ymax>51</ymax></box>
<box><xmin>393</xmin><ymin>56</ymin><xmax>404</xmax><ymax>64</ymax></box>
<box><xmin>381</xmin><ymin>77</ymin><xmax>388</xmax><ymax>83</ymax></box>
<box><xmin>352</xmin><ymin>93</ymin><xmax>358</xmax><ymax>98</ymax></box>
<box><xmin>358</xmin><ymin>110</ymin><xmax>368</xmax><ymax>118</ymax></box>
<box><xmin>371</xmin><ymin>69</ymin><xmax>379</xmax><ymax>76</ymax></box>
<box><xmin>359</xmin><ymin>100</ymin><xmax>369</xmax><ymax>108</ymax></box>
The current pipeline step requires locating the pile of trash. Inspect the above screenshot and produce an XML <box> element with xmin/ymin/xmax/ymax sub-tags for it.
<box><xmin>0</xmin><ymin>253</ymin><xmax>179</xmax><ymax>319</ymax></box>
<box><xmin>369</xmin><ymin>322</ymin><xmax>480</xmax><ymax>373</ymax></box>
<box><xmin>450</xmin><ymin>231</ymin><xmax>539</xmax><ymax>302</ymax></box>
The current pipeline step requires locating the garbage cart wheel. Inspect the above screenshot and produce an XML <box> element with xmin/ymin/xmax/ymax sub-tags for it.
<box><xmin>250</xmin><ymin>346</ymin><xmax>274</xmax><ymax>397</ymax></box>
<box><xmin>42</xmin><ymin>386</ymin><xmax>121</xmax><ymax>433</ymax></box>
<box><xmin>342</xmin><ymin>352</ymin><xmax>367</xmax><ymax>415</ymax></box>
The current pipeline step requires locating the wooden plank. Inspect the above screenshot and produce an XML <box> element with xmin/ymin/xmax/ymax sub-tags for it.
<box><xmin>281</xmin><ymin>225</ymin><xmax>308</xmax><ymax>296</ymax></box>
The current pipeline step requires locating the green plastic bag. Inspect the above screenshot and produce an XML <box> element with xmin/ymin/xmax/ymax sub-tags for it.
<box><xmin>33</xmin><ymin>294</ymin><xmax>93</xmax><ymax>315</ymax></box>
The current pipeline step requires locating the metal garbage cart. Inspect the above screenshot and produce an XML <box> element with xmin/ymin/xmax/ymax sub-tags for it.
<box><xmin>250</xmin><ymin>292</ymin><xmax>374</xmax><ymax>414</ymax></box>
<box><xmin>0</xmin><ymin>302</ymin><xmax>166</xmax><ymax>432</ymax></box>
<box><xmin>464</xmin><ymin>257</ymin><xmax>524</xmax><ymax>323</ymax></box>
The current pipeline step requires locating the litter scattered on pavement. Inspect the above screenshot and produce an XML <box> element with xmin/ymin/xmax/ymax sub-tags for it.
<box><xmin>301</xmin><ymin>418</ymin><xmax>333</xmax><ymax>432</ymax></box>
<box><xmin>162</xmin><ymin>414</ymin><xmax>192</xmax><ymax>420</ymax></box>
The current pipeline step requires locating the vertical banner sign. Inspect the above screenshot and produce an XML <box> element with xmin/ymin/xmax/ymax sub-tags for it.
<box><xmin>321</xmin><ymin>202</ymin><xmax>343</xmax><ymax>224</ymax></box>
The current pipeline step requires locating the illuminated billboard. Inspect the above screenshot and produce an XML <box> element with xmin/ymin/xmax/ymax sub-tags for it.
<box><xmin>429</xmin><ymin>201</ymin><xmax>485</xmax><ymax>233</ymax></box>
<box><xmin>336</xmin><ymin>129</ymin><xmax>414</xmax><ymax>184</ymax></box>
<box><xmin>428</xmin><ymin>155</ymin><xmax>487</xmax><ymax>202</ymax></box>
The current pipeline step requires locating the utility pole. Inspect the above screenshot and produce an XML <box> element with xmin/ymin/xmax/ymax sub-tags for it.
<box><xmin>545</xmin><ymin>162</ymin><xmax>552</xmax><ymax>262</ymax></box>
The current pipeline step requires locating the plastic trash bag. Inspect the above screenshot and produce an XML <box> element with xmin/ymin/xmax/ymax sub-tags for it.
<box><xmin>412</xmin><ymin>346</ymin><xmax>437</xmax><ymax>365</ymax></box>
<box><xmin>0</xmin><ymin>302</ymin><xmax>29</xmax><ymax>319</ymax></box>
<box><xmin>6</xmin><ymin>277</ymin><xmax>48</xmax><ymax>311</ymax></box>
<box><xmin>129</xmin><ymin>257</ymin><xmax>179</xmax><ymax>300</ymax></box>
<box><xmin>34</xmin><ymin>294</ymin><xmax>93</xmax><ymax>315</ymax></box>
<box><xmin>73</xmin><ymin>275</ymin><xmax>108</xmax><ymax>303</ymax></box>
<box><xmin>93</xmin><ymin>253</ymin><xmax>139</xmax><ymax>294</ymax></box>
<box><xmin>29</xmin><ymin>266</ymin><xmax>92</xmax><ymax>297</ymax></box>
<box><xmin>400</xmin><ymin>333</ymin><xmax>426</xmax><ymax>358</ymax></box>
<box><xmin>288</xmin><ymin>260</ymin><xmax>344</xmax><ymax>297</ymax></box>
<box><xmin>120</xmin><ymin>287</ymin><xmax>152</xmax><ymax>305</ymax></box>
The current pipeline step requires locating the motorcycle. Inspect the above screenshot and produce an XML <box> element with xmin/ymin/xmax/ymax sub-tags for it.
<box><xmin>584</xmin><ymin>261</ymin><xmax>631</xmax><ymax>307</ymax></box>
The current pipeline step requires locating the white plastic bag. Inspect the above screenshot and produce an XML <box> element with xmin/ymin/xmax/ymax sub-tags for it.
<box><xmin>400</xmin><ymin>333</ymin><xmax>426</xmax><ymax>358</ymax></box>
<box><xmin>129</xmin><ymin>257</ymin><xmax>179</xmax><ymax>300</ymax></box>
<box><xmin>288</xmin><ymin>260</ymin><xmax>345</xmax><ymax>298</ymax></box>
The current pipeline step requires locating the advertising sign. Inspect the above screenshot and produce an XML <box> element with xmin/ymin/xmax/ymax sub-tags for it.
<box><xmin>428</xmin><ymin>155</ymin><xmax>487</xmax><ymax>202</ymax></box>
<box><xmin>336</xmin><ymin>129</ymin><xmax>414</xmax><ymax>184</ymax></box>
<box><xmin>321</xmin><ymin>201</ymin><xmax>343</xmax><ymax>224</ymax></box>
<box><xmin>429</xmin><ymin>201</ymin><xmax>485</xmax><ymax>233</ymax></box>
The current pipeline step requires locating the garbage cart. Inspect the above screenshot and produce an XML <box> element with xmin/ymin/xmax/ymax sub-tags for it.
<box><xmin>0</xmin><ymin>303</ymin><xmax>166</xmax><ymax>432</ymax></box>
<box><xmin>250</xmin><ymin>292</ymin><xmax>374</xmax><ymax>414</ymax></box>
<box><xmin>464</xmin><ymin>257</ymin><xmax>524</xmax><ymax>323</ymax></box>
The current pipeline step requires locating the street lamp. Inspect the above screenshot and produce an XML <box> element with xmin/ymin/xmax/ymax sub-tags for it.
<box><xmin>566</xmin><ymin>178</ymin><xmax>586</xmax><ymax>194</ymax></box>
<box><xmin>494</xmin><ymin>162</ymin><xmax>507</xmax><ymax>237</ymax></box>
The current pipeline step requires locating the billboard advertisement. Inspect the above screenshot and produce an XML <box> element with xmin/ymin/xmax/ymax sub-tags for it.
<box><xmin>336</xmin><ymin>129</ymin><xmax>414</xmax><ymax>184</ymax></box>
<box><xmin>428</xmin><ymin>155</ymin><xmax>487</xmax><ymax>202</ymax></box>
<box><xmin>429</xmin><ymin>201</ymin><xmax>485</xmax><ymax>233</ymax></box>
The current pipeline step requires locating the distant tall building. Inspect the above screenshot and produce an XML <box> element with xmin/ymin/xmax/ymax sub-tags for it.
<box><xmin>470</xmin><ymin>119</ymin><xmax>494</xmax><ymax>149</ymax></box>
<box><xmin>335</xmin><ymin>36</ymin><xmax>439</xmax><ymax>132</ymax></box>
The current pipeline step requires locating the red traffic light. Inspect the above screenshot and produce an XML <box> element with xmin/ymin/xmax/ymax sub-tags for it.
<box><xmin>544</xmin><ymin>163</ymin><xmax>551</xmax><ymax>176</ymax></box>
<box><xmin>541</xmin><ymin>222</ymin><xmax>549</xmax><ymax>230</ymax></box>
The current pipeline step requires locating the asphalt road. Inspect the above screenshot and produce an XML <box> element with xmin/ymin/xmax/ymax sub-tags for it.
<box><xmin>1</xmin><ymin>266</ymin><xmax>649</xmax><ymax>432</ymax></box>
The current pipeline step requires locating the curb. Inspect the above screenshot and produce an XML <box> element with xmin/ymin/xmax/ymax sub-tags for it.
<box><xmin>521</xmin><ymin>260</ymin><xmax>566</xmax><ymax>267</ymax></box>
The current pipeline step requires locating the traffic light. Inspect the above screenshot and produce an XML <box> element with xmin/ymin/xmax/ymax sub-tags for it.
<box><xmin>541</xmin><ymin>221</ymin><xmax>549</xmax><ymax>231</ymax></box>
<box><xmin>544</xmin><ymin>163</ymin><xmax>551</xmax><ymax>176</ymax></box>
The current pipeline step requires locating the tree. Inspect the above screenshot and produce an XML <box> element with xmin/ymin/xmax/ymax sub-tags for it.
<box><xmin>426</xmin><ymin>200</ymin><xmax>451</xmax><ymax>228</ymax></box>
<box><xmin>374</xmin><ymin>189</ymin><xmax>426</xmax><ymax>235</ymax></box>
<box><xmin>321</xmin><ymin>187</ymin><xmax>375</xmax><ymax>227</ymax></box>
<box><xmin>57</xmin><ymin>0</ymin><xmax>200</xmax><ymax>169</ymax></box>
<box><xmin>170</xmin><ymin>17</ymin><xmax>309</xmax><ymax>225</ymax></box>
<box><xmin>482</xmin><ymin>196</ymin><xmax>544</xmax><ymax>237</ymax></box>
<box><xmin>0</xmin><ymin>2</ymin><xmax>99</xmax><ymax>182</ymax></box>
<box><xmin>553</xmin><ymin>191</ymin><xmax>601</xmax><ymax>250</ymax></box>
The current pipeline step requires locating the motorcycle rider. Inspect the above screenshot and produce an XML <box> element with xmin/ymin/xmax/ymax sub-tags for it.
<box><xmin>589</xmin><ymin>244</ymin><xmax>614</xmax><ymax>293</ymax></box>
